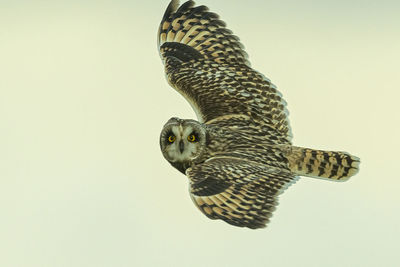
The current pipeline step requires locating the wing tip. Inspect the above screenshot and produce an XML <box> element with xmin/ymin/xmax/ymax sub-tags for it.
<box><xmin>162</xmin><ymin>0</ymin><xmax>180</xmax><ymax>21</ymax></box>
<box><xmin>158</xmin><ymin>0</ymin><xmax>251</xmax><ymax>67</ymax></box>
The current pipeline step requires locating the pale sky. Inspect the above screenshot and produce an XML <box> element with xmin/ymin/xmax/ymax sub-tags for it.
<box><xmin>1</xmin><ymin>0</ymin><xmax>399</xmax><ymax>266</ymax></box>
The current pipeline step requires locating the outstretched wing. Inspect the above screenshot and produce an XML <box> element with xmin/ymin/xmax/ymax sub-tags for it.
<box><xmin>187</xmin><ymin>157</ymin><xmax>297</xmax><ymax>229</ymax></box>
<box><xmin>158</xmin><ymin>0</ymin><xmax>291</xmax><ymax>140</ymax></box>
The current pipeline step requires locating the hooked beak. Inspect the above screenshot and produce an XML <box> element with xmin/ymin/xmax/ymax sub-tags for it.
<box><xmin>179</xmin><ymin>140</ymin><xmax>184</xmax><ymax>153</ymax></box>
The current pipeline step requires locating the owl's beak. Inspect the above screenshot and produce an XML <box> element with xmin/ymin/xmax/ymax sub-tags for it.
<box><xmin>179</xmin><ymin>140</ymin><xmax>184</xmax><ymax>153</ymax></box>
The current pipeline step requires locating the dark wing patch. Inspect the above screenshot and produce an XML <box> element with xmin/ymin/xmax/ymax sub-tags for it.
<box><xmin>160</xmin><ymin>42</ymin><xmax>204</xmax><ymax>62</ymax></box>
<box><xmin>186</xmin><ymin>157</ymin><xmax>296</xmax><ymax>229</ymax></box>
<box><xmin>191</xmin><ymin>177</ymin><xmax>232</xmax><ymax>196</ymax></box>
<box><xmin>158</xmin><ymin>0</ymin><xmax>291</xmax><ymax>139</ymax></box>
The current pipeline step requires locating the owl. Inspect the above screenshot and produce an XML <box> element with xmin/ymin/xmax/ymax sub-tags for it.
<box><xmin>158</xmin><ymin>0</ymin><xmax>360</xmax><ymax>229</ymax></box>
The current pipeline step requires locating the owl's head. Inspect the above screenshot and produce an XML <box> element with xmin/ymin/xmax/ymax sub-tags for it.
<box><xmin>160</xmin><ymin>117</ymin><xmax>207</xmax><ymax>165</ymax></box>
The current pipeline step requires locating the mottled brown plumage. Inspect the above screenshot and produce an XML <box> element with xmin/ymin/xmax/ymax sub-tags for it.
<box><xmin>158</xmin><ymin>0</ymin><xmax>360</xmax><ymax>229</ymax></box>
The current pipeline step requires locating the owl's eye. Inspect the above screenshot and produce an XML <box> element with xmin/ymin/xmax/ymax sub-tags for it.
<box><xmin>168</xmin><ymin>135</ymin><xmax>176</xmax><ymax>143</ymax></box>
<box><xmin>187</xmin><ymin>134</ymin><xmax>197</xmax><ymax>142</ymax></box>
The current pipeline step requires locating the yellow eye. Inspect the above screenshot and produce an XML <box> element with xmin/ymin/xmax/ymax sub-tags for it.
<box><xmin>168</xmin><ymin>135</ymin><xmax>176</xmax><ymax>143</ymax></box>
<box><xmin>187</xmin><ymin>134</ymin><xmax>196</xmax><ymax>142</ymax></box>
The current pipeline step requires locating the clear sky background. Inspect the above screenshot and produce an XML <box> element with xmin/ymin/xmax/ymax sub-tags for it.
<box><xmin>1</xmin><ymin>0</ymin><xmax>399</xmax><ymax>266</ymax></box>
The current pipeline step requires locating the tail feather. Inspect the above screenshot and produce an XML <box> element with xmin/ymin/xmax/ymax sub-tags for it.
<box><xmin>287</xmin><ymin>146</ymin><xmax>360</xmax><ymax>181</ymax></box>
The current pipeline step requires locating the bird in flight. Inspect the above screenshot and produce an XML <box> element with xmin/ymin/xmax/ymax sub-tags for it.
<box><xmin>158</xmin><ymin>0</ymin><xmax>360</xmax><ymax>229</ymax></box>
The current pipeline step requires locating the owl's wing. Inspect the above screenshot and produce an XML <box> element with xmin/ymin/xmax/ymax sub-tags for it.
<box><xmin>158</xmin><ymin>0</ymin><xmax>291</xmax><ymax>140</ymax></box>
<box><xmin>186</xmin><ymin>157</ymin><xmax>297</xmax><ymax>229</ymax></box>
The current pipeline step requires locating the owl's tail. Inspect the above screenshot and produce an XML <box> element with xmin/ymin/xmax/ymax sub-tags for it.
<box><xmin>287</xmin><ymin>146</ymin><xmax>360</xmax><ymax>181</ymax></box>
